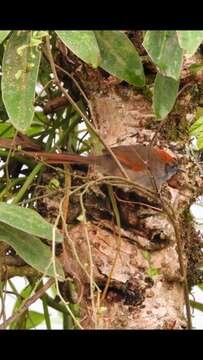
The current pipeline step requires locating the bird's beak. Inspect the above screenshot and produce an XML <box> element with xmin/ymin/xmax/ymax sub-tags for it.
<box><xmin>176</xmin><ymin>167</ymin><xmax>186</xmax><ymax>173</ymax></box>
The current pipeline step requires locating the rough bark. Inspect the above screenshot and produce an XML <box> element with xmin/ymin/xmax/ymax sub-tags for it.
<box><xmin>36</xmin><ymin>37</ymin><xmax>203</xmax><ymax>329</ymax></box>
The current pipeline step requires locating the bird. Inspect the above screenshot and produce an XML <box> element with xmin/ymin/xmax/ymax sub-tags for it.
<box><xmin>21</xmin><ymin>144</ymin><xmax>180</xmax><ymax>191</ymax></box>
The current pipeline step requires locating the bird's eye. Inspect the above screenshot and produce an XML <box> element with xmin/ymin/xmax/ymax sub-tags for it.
<box><xmin>165</xmin><ymin>162</ymin><xmax>178</xmax><ymax>175</ymax></box>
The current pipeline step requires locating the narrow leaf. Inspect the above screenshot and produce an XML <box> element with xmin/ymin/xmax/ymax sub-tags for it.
<box><xmin>56</xmin><ymin>31</ymin><xmax>101</xmax><ymax>68</ymax></box>
<box><xmin>177</xmin><ymin>31</ymin><xmax>203</xmax><ymax>57</ymax></box>
<box><xmin>143</xmin><ymin>31</ymin><xmax>183</xmax><ymax>80</ymax></box>
<box><xmin>0</xmin><ymin>31</ymin><xmax>11</xmax><ymax>44</ymax></box>
<box><xmin>190</xmin><ymin>300</ymin><xmax>203</xmax><ymax>312</ymax></box>
<box><xmin>2</xmin><ymin>31</ymin><xmax>41</xmax><ymax>132</ymax></box>
<box><xmin>95</xmin><ymin>30</ymin><xmax>145</xmax><ymax>87</ymax></box>
<box><xmin>153</xmin><ymin>73</ymin><xmax>179</xmax><ymax>119</ymax></box>
<box><xmin>0</xmin><ymin>202</ymin><xmax>63</xmax><ymax>243</ymax></box>
<box><xmin>0</xmin><ymin>222</ymin><xmax>65</xmax><ymax>280</ymax></box>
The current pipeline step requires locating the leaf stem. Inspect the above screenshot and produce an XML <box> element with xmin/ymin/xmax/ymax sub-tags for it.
<box><xmin>11</xmin><ymin>163</ymin><xmax>43</xmax><ymax>204</ymax></box>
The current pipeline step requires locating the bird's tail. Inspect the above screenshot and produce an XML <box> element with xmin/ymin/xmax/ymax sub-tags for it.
<box><xmin>19</xmin><ymin>151</ymin><xmax>95</xmax><ymax>165</ymax></box>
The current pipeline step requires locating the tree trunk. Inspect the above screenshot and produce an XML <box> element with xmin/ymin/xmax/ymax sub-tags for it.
<box><xmin>37</xmin><ymin>42</ymin><xmax>203</xmax><ymax>329</ymax></box>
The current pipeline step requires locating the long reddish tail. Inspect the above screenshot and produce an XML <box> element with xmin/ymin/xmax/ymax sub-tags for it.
<box><xmin>20</xmin><ymin>151</ymin><xmax>94</xmax><ymax>165</ymax></box>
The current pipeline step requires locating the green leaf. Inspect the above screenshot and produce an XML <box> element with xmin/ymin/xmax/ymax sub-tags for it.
<box><xmin>143</xmin><ymin>31</ymin><xmax>183</xmax><ymax>80</ymax></box>
<box><xmin>199</xmin><ymin>283</ymin><xmax>203</xmax><ymax>291</ymax></box>
<box><xmin>25</xmin><ymin>124</ymin><xmax>44</xmax><ymax>136</ymax></box>
<box><xmin>0</xmin><ymin>222</ymin><xmax>65</xmax><ymax>280</ymax></box>
<box><xmin>56</xmin><ymin>31</ymin><xmax>101</xmax><ymax>68</ymax></box>
<box><xmin>24</xmin><ymin>311</ymin><xmax>45</xmax><ymax>329</ymax></box>
<box><xmin>0</xmin><ymin>31</ymin><xmax>11</xmax><ymax>44</ymax></box>
<box><xmin>2</xmin><ymin>31</ymin><xmax>41</xmax><ymax>132</ymax></box>
<box><xmin>189</xmin><ymin>114</ymin><xmax>203</xmax><ymax>149</ymax></box>
<box><xmin>11</xmin><ymin>309</ymin><xmax>45</xmax><ymax>329</ymax></box>
<box><xmin>197</xmin><ymin>133</ymin><xmax>203</xmax><ymax>150</ymax></box>
<box><xmin>0</xmin><ymin>202</ymin><xmax>63</xmax><ymax>243</ymax></box>
<box><xmin>95</xmin><ymin>30</ymin><xmax>145</xmax><ymax>87</ymax></box>
<box><xmin>189</xmin><ymin>116</ymin><xmax>203</xmax><ymax>137</ymax></box>
<box><xmin>38</xmin><ymin>53</ymin><xmax>51</xmax><ymax>86</ymax></box>
<box><xmin>189</xmin><ymin>63</ymin><xmax>203</xmax><ymax>74</ymax></box>
<box><xmin>153</xmin><ymin>73</ymin><xmax>179</xmax><ymax>119</ymax></box>
<box><xmin>196</xmin><ymin>107</ymin><xmax>203</xmax><ymax>118</ymax></box>
<box><xmin>177</xmin><ymin>31</ymin><xmax>203</xmax><ymax>57</ymax></box>
<box><xmin>190</xmin><ymin>300</ymin><xmax>203</xmax><ymax>312</ymax></box>
<box><xmin>0</xmin><ymin>122</ymin><xmax>15</xmax><ymax>138</ymax></box>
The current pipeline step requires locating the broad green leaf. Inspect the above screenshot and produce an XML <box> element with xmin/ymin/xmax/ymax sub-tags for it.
<box><xmin>153</xmin><ymin>73</ymin><xmax>179</xmax><ymax>119</ymax></box>
<box><xmin>177</xmin><ymin>31</ymin><xmax>203</xmax><ymax>57</ymax></box>
<box><xmin>0</xmin><ymin>31</ymin><xmax>11</xmax><ymax>44</ymax></box>
<box><xmin>143</xmin><ymin>31</ymin><xmax>183</xmax><ymax>80</ymax></box>
<box><xmin>56</xmin><ymin>31</ymin><xmax>101</xmax><ymax>68</ymax></box>
<box><xmin>95</xmin><ymin>30</ymin><xmax>145</xmax><ymax>87</ymax></box>
<box><xmin>0</xmin><ymin>222</ymin><xmax>65</xmax><ymax>280</ymax></box>
<box><xmin>0</xmin><ymin>202</ymin><xmax>63</xmax><ymax>243</ymax></box>
<box><xmin>2</xmin><ymin>31</ymin><xmax>41</xmax><ymax>132</ymax></box>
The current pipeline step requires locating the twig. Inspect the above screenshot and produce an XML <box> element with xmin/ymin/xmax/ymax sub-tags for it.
<box><xmin>54</xmin><ymin>63</ymin><xmax>98</xmax><ymax>128</ymax></box>
<box><xmin>160</xmin><ymin>197</ymin><xmax>192</xmax><ymax>329</ymax></box>
<box><xmin>52</xmin><ymin>212</ymin><xmax>83</xmax><ymax>329</ymax></box>
<box><xmin>100</xmin><ymin>185</ymin><xmax>121</xmax><ymax>302</ymax></box>
<box><xmin>114</xmin><ymin>193</ymin><xmax>162</xmax><ymax>212</ymax></box>
<box><xmin>4</xmin><ymin>131</ymin><xmax>18</xmax><ymax>182</ymax></box>
<box><xmin>61</xmin><ymin>165</ymin><xmax>84</xmax><ymax>306</ymax></box>
<box><xmin>44</xmin><ymin>35</ymin><xmax>129</xmax><ymax>180</ymax></box>
<box><xmin>11</xmin><ymin>163</ymin><xmax>43</xmax><ymax>204</ymax></box>
<box><xmin>177</xmin><ymin>82</ymin><xmax>194</xmax><ymax>98</ymax></box>
<box><xmin>34</xmin><ymin>79</ymin><xmax>53</xmax><ymax>104</ymax></box>
<box><xmin>148</xmin><ymin>115</ymin><xmax>192</xmax><ymax>329</ymax></box>
<box><xmin>80</xmin><ymin>189</ymin><xmax>98</xmax><ymax>327</ymax></box>
<box><xmin>149</xmin><ymin>117</ymin><xmax>168</xmax><ymax>149</ymax></box>
<box><xmin>0</xmin><ymin>278</ymin><xmax>54</xmax><ymax>329</ymax></box>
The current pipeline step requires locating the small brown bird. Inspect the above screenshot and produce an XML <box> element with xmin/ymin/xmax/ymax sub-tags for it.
<box><xmin>23</xmin><ymin>144</ymin><xmax>179</xmax><ymax>191</ymax></box>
